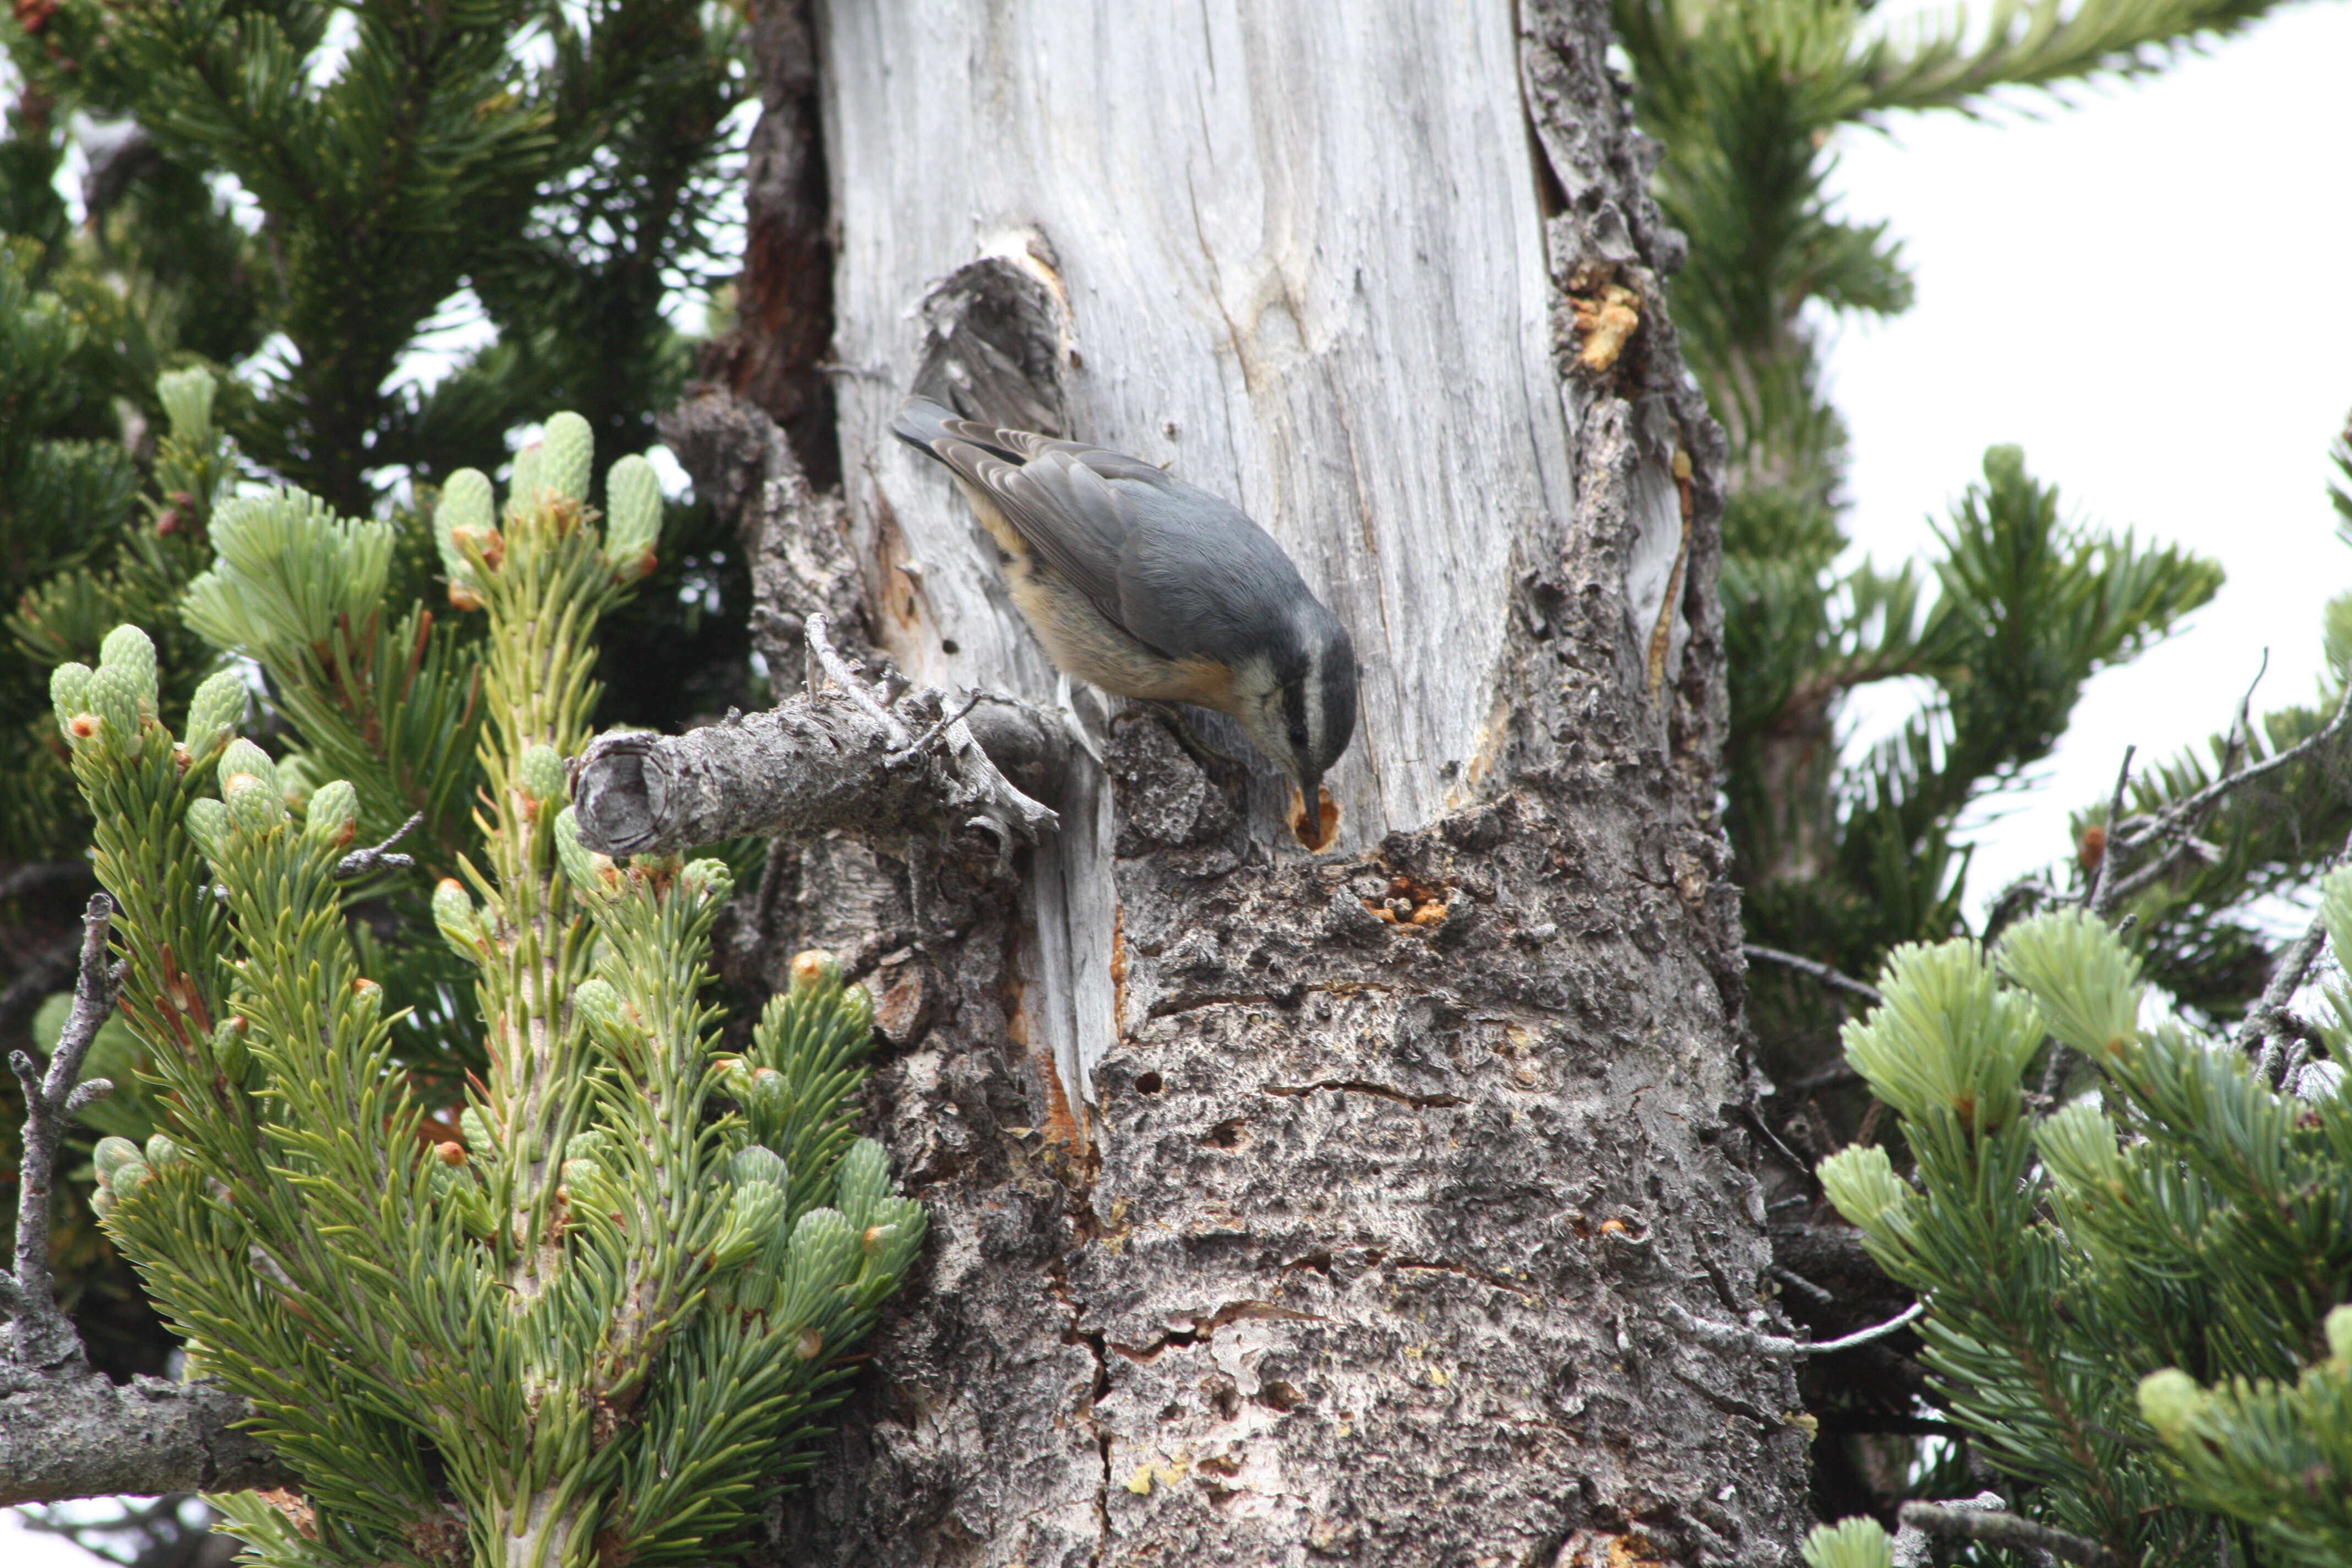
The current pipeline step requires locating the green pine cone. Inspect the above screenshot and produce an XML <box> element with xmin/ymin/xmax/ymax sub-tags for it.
<box><xmin>349</xmin><ymin>977</ymin><xmax>384</xmax><ymax>1034</ymax></box>
<box><xmin>50</xmin><ymin>662</ymin><xmax>92</xmax><ymax>736</ymax></box>
<box><xmin>1801</xmin><ymin>1519</ymin><xmax>1892</xmax><ymax>1568</ymax></box>
<box><xmin>730</xmin><ymin>1145</ymin><xmax>787</xmax><ymax>1187</ymax></box>
<box><xmin>185</xmin><ymin>798</ymin><xmax>231</xmax><ymax>862</ymax></box>
<box><xmin>553</xmin><ymin>807</ymin><xmax>613</xmax><ymax>897</ymax></box>
<box><xmin>184</xmin><ymin>671</ymin><xmax>248</xmax><ymax>758</ymax></box>
<box><xmin>518</xmin><ymin>744</ymin><xmax>567</xmax><ymax>807</ymax></box>
<box><xmin>99</xmin><ymin>625</ymin><xmax>159</xmax><ymax>707</ymax></box>
<box><xmin>460</xmin><ymin>1107</ymin><xmax>497</xmax><ymax>1156</ymax></box>
<box><xmin>210</xmin><ymin>1017</ymin><xmax>248</xmax><ymax>1079</ymax></box>
<box><xmin>508</xmin><ymin>444</ymin><xmax>547</xmax><ymax>520</ymax></box>
<box><xmin>92</xmin><ymin>1136</ymin><xmax>144</xmax><ymax>1183</ymax></box>
<box><xmin>540</xmin><ymin>412</ymin><xmax>594</xmax><ymax>504</ymax></box>
<box><xmin>603</xmin><ymin>454</ymin><xmax>662</xmax><ymax>578</ymax></box>
<box><xmin>86</xmin><ymin>666</ymin><xmax>146</xmax><ymax>759</ymax></box>
<box><xmin>789</xmin><ymin>949</ymin><xmax>844</xmax><ymax>995</ymax></box>
<box><xmin>437</xmin><ymin>469</ymin><xmax>496</xmax><ymax>601</ymax></box>
<box><xmin>157</xmin><ymin>368</ymin><xmax>217</xmax><ymax>445</ymax></box>
<box><xmin>681</xmin><ymin>858</ymin><xmax>733</xmax><ymax>904</ymax></box>
<box><xmin>573</xmin><ymin>978</ymin><xmax>629</xmax><ymax>1045</ymax></box>
<box><xmin>305</xmin><ymin>779</ymin><xmax>360</xmax><ymax>845</ymax></box>
<box><xmin>2138</xmin><ymin>1368</ymin><xmax>2204</xmax><ymax>1444</ymax></box>
<box><xmin>217</xmin><ymin>738</ymin><xmax>279</xmax><ymax>801</ymax></box>
<box><xmin>834</xmin><ymin>1139</ymin><xmax>891</xmax><ymax>1228</ymax></box>
<box><xmin>433</xmin><ymin>879</ymin><xmax>485</xmax><ymax>960</ymax></box>
<box><xmin>225</xmin><ymin>773</ymin><xmax>287</xmax><ymax>834</ymax></box>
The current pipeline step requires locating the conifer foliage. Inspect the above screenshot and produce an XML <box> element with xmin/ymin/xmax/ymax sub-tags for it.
<box><xmin>1608</xmin><ymin>0</ymin><xmax>2282</xmax><ymax>1065</ymax></box>
<box><xmin>1799</xmin><ymin>900</ymin><xmax>2352</xmax><ymax>1567</ymax></box>
<box><xmin>43</xmin><ymin>414</ymin><xmax>922</xmax><ymax>1567</ymax></box>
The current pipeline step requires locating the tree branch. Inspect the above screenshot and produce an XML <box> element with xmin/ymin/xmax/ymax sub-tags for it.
<box><xmin>570</xmin><ymin>628</ymin><xmax>1061</xmax><ymax>865</ymax></box>
<box><xmin>0</xmin><ymin>1370</ymin><xmax>287</xmax><ymax>1506</ymax></box>
<box><xmin>1667</xmin><ymin>1299</ymin><xmax>1921</xmax><ymax>1358</ymax></box>
<box><xmin>2084</xmin><ymin>745</ymin><xmax>2136</xmax><ymax>916</ymax></box>
<box><xmin>334</xmin><ymin>811</ymin><xmax>424</xmax><ymax>879</ymax></box>
<box><xmin>1896</xmin><ymin>1500</ymin><xmax>2124</xmax><ymax>1568</ymax></box>
<box><xmin>2237</xmin><ymin>827</ymin><xmax>2352</xmax><ymax>1085</ymax></box>
<box><xmin>1</xmin><ymin>894</ymin><xmax>291</xmax><ymax>1505</ymax></box>
<box><xmin>1742</xmin><ymin>943</ymin><xmax>1885</xmax><ymax>1006</ymax></box>
<box><xmin>2112</xmin><ymin>680</ymin><xmax>2352</xmax><ymax>864</ymax></box>
<box><xmin>8</xmin><ymin>894</ymin><xmax>123</xmax><ymax>1369</ymax></box>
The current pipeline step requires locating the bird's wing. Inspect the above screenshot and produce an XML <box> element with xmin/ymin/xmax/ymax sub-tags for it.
<box><xmin>894</xmin><ymin>399</ymin><xmax>1296</xmax><ymax>663</ymax></box>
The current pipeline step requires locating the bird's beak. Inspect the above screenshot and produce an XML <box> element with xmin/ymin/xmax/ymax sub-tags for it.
<box><xmin>1290</xmin><ymin>770</ymin><xmax>1335</xmax><ymax>851</ymax></box>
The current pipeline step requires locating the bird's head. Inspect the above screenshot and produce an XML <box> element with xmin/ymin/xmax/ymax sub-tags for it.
<box><xmin>1231</xmin><ymin>597</ymin><xmax>1358</xmax><ymax>826</ymax></box>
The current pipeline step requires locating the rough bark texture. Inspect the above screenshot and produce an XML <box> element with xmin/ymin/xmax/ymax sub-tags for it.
<box><xmin>711</xmin><ymin>1</ymin><xmax>1812</xmax><ymax>1562</ymax></box>
<box><xmin>0</xmin><ymin>1369</ymin><xmax>285</xmax><ymax>1506</ymax></box>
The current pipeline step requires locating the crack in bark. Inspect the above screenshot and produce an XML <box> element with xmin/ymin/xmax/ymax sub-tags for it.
<box><xmin>1144</xmin><ymin>990</ymin><xmax>1275</xmax><ymax>1019</ymax></box>
<box><xmin>1261</xmin><ymin>1080</ymin><xmax>1467</xmax><ymax>1109</ymax></box>
<box><xmin>1387</xmin><ymin>1255</ymin><xmax>1542</xmax><ymax>1302</ymax></box>
<box><xmin>1106</xmin><ymin>1300</ymin><xmax>1331</xmax><ymax>1363</ymax></box>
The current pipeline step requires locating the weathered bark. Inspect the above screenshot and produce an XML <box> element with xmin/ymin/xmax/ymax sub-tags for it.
<box><xmin>694</xmin><ymin>2</ymin><xmax>1816</xmax><ymax>1564</ymax></box>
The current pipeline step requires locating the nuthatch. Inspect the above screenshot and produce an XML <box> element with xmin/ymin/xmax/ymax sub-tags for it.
<box><xmin>891</xmin><ymin>397</ymin><xmax>1357</xmax><ymax>839</ymax></box>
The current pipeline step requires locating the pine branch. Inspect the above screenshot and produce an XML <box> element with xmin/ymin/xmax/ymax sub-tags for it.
<box><xmin>1896</xmin><ymin>1500</ymin><xmax>2125</xmax><ymax>1568</ymax></box>
<box><xmin>1856</xmin><ymin>0</ymin><xmax>2286</xmax><ymax>116</ymax></box>
<box><xmin>2113</xmin><ymin>681</ymin><xmax>2352</xmax><ymax>865</ymax></box>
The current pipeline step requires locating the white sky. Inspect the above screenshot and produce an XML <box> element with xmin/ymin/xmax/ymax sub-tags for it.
<box><xmin>9</xmin><ymin>6</ymin><xmax>2350</xmax><ymax>1560</ymax></box>
<box><xmin>1825</xmin><ymin>0</ymin><xmax>2352</xmax><ymax>922</ymax></box>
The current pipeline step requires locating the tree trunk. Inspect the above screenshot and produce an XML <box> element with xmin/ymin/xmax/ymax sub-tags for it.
<box><xmin>718</xmin><ymin>1</ymin><xmax>1813</xmax><ymax>1562</ymax></box>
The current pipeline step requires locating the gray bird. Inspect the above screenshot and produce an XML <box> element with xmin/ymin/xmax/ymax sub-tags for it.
<box><xmin>891</xmin><ymin>396</ymin><xmax>1357</xmax><ymax>830</ymax></box>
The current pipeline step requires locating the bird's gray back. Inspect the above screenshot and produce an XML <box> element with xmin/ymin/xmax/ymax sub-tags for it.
<box><xmin>896</xmin><ymin>400</ymin><xmax>1310</xmax><ymax>667</ymax></box>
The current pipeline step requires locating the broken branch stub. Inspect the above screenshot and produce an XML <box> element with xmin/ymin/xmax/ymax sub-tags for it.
<box><xmin>571</xmin><ymin>686</ymin><xmax>1060</xmax><ymax>858</ymax></box>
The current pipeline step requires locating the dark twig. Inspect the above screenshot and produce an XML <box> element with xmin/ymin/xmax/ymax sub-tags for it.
<box><xmin>2114</xmin><ymin>680</ymin><xmax>2352</xmax><ymax>863</ymax></box>
<box><xmin>804</xmin><ymin>612</ymin><xmax>910</xmax><ymax>748</ymax></box>
<box><xmin>1897</xmin><ymin>1502</ymin><xmax>2125</xmax><ymax>1568</ymax></box>
<box><xmin>2084</xmin><ymin>745</ymin><xmax>2136</xmax><ymax>916</ymax></box>
<box><xmin>2237</xmin><ymin>830</ymin><xmax>2352</xmax><ymax>1084</ymax></box>
<box><xmin>6</xmin><ymin>894</ymin><xmax>123</xmax><ymax>1368</ymax></box>
<box><xmin>1742</xmin><ymin>943</ymin><xmax>1883</xmax><ymax>1007</ymax></box>
<box><xmin>885</xmin><ymin>692</ymin><xmax>985</xmax><ymax>767</ymax></box>
<box><xmin>1768</xmin><ymin>1265</ymin><xmax>1837</xmax><ymax>1306</ymax></box>
<box><xmin>2037</xmin><ymin>1033</ymin><xmax>2073</xmax><ymax>1107</ymax></box>
<box><xmin>333</xmin><ymin>811</ymin><xmax>425</xmax><ymax>880</ymax></box>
